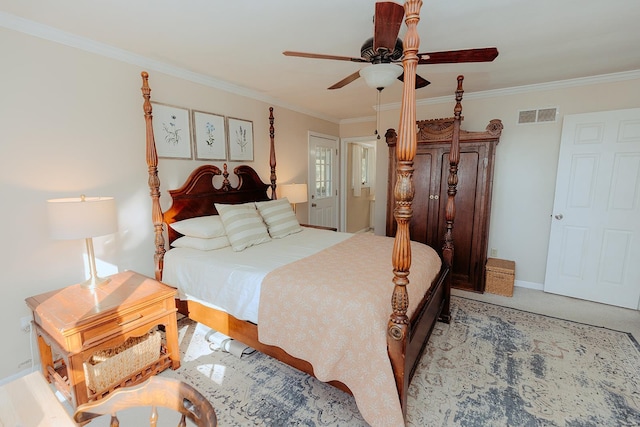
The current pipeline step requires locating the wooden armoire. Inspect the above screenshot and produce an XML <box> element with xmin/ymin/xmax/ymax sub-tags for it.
<box><xmin>386</xmin><ymin>118</ymin><xmax>503</xmax><ymax>292</ymax></box>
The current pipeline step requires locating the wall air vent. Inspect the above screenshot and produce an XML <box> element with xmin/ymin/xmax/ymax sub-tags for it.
<box><xmin>518</xmin><ymin>110</ymin><xmax>537</xmax><ymax>124</ymax></box>
<box><xmin>518</xmin><ymin>107</ymin><xmax>558</xmax><ymax>124</ymax></box>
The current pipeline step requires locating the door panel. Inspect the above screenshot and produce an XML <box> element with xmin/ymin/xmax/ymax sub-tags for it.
<box><xmin>545</xmin><ymin>108</ymin><xmax>640</xmax><ymax>308</ymax></box>
<box><xmin>408</xmin><ymin>151</ymin><xmax>435</xmax><ymax>245</ymax></box>
<box><xmin>558</xmin><ymin>226</ymin><xmax>588</xmax><ymax>278</ymax></box>
<box><xmin>568</xmin><ymin>155</ymin><xmax>598</xmax><ymax>207</ymax></box>
<box><xmin>308</xmin><ymin>133</ymin><xmax>338</xmax><ymax>228</ymax></box>
<box><xmin>437</xmin><ymin>148</ymin><xmax>484</xmax><ymax>291</ymax></box>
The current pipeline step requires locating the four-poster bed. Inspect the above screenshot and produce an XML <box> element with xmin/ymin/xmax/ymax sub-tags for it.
<box><xmin>141</xmin><ymin>1</ymin><xmax>462</xmax><ymax>424</ymax></box>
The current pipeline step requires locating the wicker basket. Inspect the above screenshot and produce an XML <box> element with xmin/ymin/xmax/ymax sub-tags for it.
<box><xmin>485</xmin><ymin>258</ymin><xmax>515</xmax><ymax>297</ymax></box>
<box><xmin>84</xmin><ymin>330</ymin><xmax>161</xmax><ymax>393</ymax></box>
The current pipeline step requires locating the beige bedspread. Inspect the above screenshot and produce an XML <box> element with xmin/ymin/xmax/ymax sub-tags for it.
<box><xmin>258</xmin><ymin>233</ymin><xmax>442</xmax><ymax>427</ymax></box>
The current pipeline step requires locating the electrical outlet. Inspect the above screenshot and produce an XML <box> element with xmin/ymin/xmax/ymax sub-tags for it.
<box><xmin>20</xmin><ymin>316</ymin><xmax>31</xmax><ymax>333</ymax></box>
<box><xmin>490</xmin><ymin>248</ymin><xmax>498</xmax><ymax>257</ymax></box>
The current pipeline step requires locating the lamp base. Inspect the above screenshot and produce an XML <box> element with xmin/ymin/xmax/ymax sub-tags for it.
<box><xmin>80</xmin><ymin>275</ymin><xmax>111</xmax><ymax>290</ymax></box>
<box><xmin>81</xmin><ymin>237</ymin><xmax>111</xmax><ymax>290</ymax></box>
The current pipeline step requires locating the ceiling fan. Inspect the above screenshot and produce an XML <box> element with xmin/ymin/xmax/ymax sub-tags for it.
<box><xmin>283</xmin><ymin>2</ymin><xmax>498</xmax><ymax>90</ymax></box>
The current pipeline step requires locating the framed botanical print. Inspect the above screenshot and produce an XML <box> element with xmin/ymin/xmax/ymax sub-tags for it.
<box><xmin>151</xmin><ymin>102</ymin><xmax>192</xmax><ymax>159</ymax></box>
<box><xmin>192</xmin><ymin>110</ymin><xmax>227</xmax><ymax>160</ymax></box>
<box><xmin>227</xmin><ymin>117</ymin><xmax>254</xmax><ymax>162</ymax></box>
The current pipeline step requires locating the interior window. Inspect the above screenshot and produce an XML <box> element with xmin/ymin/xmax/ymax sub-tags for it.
<box><xmin>361</xmin><ymin>147</ymin><xmax>369</xmax><ymax>186</ymax></box>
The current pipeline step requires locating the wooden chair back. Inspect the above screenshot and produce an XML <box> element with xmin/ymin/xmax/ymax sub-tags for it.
<box><xmin>73</xmin><ymin>376</ymin><xmax>216</xmax><ymax>426</ymax></box>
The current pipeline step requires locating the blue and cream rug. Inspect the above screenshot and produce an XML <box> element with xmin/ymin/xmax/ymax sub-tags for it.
<box><xmin>162</xmin><ymin>297</ymin><xmax>640</xmax><ymax>426</ymax></box>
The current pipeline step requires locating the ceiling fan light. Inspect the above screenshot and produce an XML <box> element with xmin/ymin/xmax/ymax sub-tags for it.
<box><xmin>359</xmin><ymin>63</ymin><xmax>403</xmax><ymax>89</ymax></box>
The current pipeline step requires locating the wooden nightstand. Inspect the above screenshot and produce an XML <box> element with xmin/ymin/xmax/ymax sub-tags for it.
<box><xmin>25</xmin><ymin>270</ymin><xmax>180</xmax><ymax>408</ymax></box>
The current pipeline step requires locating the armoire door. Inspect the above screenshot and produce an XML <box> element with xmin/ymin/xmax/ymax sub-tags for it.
<box><xmin>435</xmin><ymin>142</ymin><xmax>493</xmax><ymax>292</ymax></box>
<box><xmin>407</xmin><ymin>147</ymin><xmax>441</xmax><ymax>248</ymax></box>
<box><xmin>387</xmin><ymin>146</ymin><xmax>445</xmax><ymax>248</ymax></box>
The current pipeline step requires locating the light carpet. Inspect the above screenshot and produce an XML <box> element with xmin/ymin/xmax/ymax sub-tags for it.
<box><xmin>161</xmin><ymin>296</ymin><xmax>640</xmax><ymax>426</ymax></box>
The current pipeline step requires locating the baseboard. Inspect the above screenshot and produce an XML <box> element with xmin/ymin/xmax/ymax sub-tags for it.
<box><xmin>515</xmin><ymin>280</ymin><xmax>543</xmax><ymax>291</ymax></box>
<box><xmin>0</xmin><ymin>366</ymin><xmax>38</xmax><ymax>386</ymax></box>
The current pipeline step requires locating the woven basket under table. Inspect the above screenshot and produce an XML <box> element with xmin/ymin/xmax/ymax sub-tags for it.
<box><xmin>83</xmin><ymin>330</ymin><xmax>161</xmax><ymax>393</ymax></box>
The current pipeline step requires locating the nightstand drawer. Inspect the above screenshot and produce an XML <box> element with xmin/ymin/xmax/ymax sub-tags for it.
<box><xmin>80</xmin><ymin>302</ymin><xmax>170</xmax><ymax>349</ymax></box>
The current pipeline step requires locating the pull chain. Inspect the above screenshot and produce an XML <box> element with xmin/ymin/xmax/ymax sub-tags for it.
<box><xmin>375</xmin><ymin>87</ymin><xmax>382</xmax><ymax>139</ymax></box>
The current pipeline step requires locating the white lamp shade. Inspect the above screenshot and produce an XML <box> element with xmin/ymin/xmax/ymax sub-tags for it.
<box><xmin>47</xmin><ymin>196</ymin><xmax>117</xmax><ymax>240</ymax></box>
<box><xmin>280</xmin><ymin>183</ymin><xmax>308</xmax><ymax>204</ymax></box>
<box><xmin>359</xmin><ymin>63</ymin><xmax>403</xmax><ymax>89</ymax></box>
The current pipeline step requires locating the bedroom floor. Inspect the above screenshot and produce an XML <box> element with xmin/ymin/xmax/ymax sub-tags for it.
<box><xmin>51</xmin><ymin>286</ymin><xmax>639</xmax><ymax>425</ymax></box>
<box><xmin>453</xmin><ymin>286</ymin><xmax>640</xmax><ymax>340</ymax></box>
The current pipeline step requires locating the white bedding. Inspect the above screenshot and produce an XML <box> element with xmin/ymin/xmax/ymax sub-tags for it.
<box><xmin>162</xmin><ymin>227</ymin><xmax>352</xmax><ymax>323</ymax></box>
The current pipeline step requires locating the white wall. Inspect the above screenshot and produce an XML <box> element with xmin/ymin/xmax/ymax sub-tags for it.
<box><xmin>361</xmin><ymin>77</ymin><xmax>640</xmax><ymax>289</ymax></box>
<box><xmin>0</xmin><ymin>28</ymin><xmax>337</xmax><ymax>380</ymax></box>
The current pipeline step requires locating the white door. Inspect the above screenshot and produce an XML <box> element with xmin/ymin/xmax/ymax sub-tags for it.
<box><xmin>308</xmin><ymin>132</ymin><xmax>339</xmax><ymax>228</ymax></box>
<box><xmin>544</xmin><ymin>108</ymin><xmax>640</xmax><ymax>309</ymax></box>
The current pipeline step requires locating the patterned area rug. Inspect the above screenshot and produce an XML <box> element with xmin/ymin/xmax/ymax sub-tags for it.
<box><xmin>161</xmin><ymin>297</ymin><xmax>640</xmax><ymax>426</ymax></box>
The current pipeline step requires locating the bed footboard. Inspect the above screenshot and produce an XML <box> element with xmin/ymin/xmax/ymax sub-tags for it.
<box><xmin>407</xmin><ymin>265</ymin><xmax>449</xmax><ymax>378</ymax></box>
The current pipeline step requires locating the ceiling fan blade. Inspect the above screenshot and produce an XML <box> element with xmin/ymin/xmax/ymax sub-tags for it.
<box><xmin>373</xmin><ymin>2</ymin><xmax>405</xmax><ymax>52</ymax></box>
<box><xmin>328</xmin><ymin>70</ymin><xmax>361</xmax><ymax>90</ymax></box>
<box><xmin>397</xmin><ymin>72</ymin><xmax>431</xmax><ymax>89</ymax></box>
<box><xmin>417</xmin><ymin>47</ymin><xmax>499</xmax><ymax>64</ymax></box>
<box><xmin>415</xmin><ymin>74</ymin><xmax>431</xmax><ymax>89</ymax></box>
<box><xmin>283</xmin><ymin>51</ymin><xmax>367</xmax><ymax>63</ymax></box>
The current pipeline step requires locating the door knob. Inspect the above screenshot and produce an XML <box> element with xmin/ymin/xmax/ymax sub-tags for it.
<box><xmin>312</xmin><ymin>203</ymin><xmax>317</xmax><ymax>207</ymax></box>
<box><xmin>554</xmin><ymin>214</ymin><xmax>563</xmax><ymax>220</ymax></box>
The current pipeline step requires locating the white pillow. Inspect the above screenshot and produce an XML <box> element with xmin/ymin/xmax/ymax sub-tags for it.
<box><xmin>255</xmin><ymin>198</ymin><xmax>302</xmax><ymax>239</ymax></box>
<box><xmin>214</xmin><ymin>202</ymin><xmax>271</xmax><ymax>251</ymax></box>
<box><xmin>169</xmin><ymin>215</ymin><xmax>226</xmax><ymax>239</ymax></box>
<box><xmin>172</xmin><ymin>235</ymin><xmax>230</xmax><ymax>251</ymax></box>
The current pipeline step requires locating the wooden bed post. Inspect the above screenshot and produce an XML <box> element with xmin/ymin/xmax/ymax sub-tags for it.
<box><xmin>441</xmin><ymin>76</ymin><xmax>464</xmax><ymax>322</ymax></box>
<box><xmin>269</xmin><ymin>107</ymin><xmax>277</xmax><ymax>199</ymax></box>
<box><xmin>388</xmin><ymin>0</ymin><xmax>422</xmax><ymax>416</ymax></box>
<box><xmin>141</xmin><ymin>71</ymin><xmax>166</xmax><ymax>281</ymax></box>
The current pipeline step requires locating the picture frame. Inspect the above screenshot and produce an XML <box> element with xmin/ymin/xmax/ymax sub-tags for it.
<box><xmin>227</xmin><ymin>117</ymin><xmax>254</xmax><ymax>161</ymax></box>
<box><xmin>151</xmin><ymin>102</ymin><xmax>192</xmax><ymax>159</ymax></box>
<box><xmin>192</xmin><ymin>110</ymin><xmax>227</xmax><ymax>160</ymax></box>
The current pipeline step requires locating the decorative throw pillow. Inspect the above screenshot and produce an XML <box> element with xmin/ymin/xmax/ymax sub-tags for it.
<box><xmin>169</xmin><ymin>215</ymin><xmax>226</xmax><ymax>239</ymax></box>
<box><xmin>255</xmin><ymin>198</ymin><xmax>302</xmax><ymax>239</ymax></box>
<box><xmin>171</xmin><ymin>235</ymin><xmax>231</xmax><ymax>251</ymax></box>
<box><xmin>214</xmin><ymin>202</ymin><xmax>271</xmax><ymax>251</ymax></box>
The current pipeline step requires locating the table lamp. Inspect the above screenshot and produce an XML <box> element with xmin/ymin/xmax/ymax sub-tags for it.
<box><xmin>280</xmin><ymin>183</ymin><xmax>308</xmax><ymax>214</ymax></box>
<box><xmin>47</xmin><ymin>195</ymin><xmax>118</xmax><ymax>289</ymax></box>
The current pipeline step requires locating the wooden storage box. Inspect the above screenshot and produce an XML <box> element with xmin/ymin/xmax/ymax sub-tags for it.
<box><xmin>84</xmin><ymin>330</ymin><xmax>161</xmax><ymax>393</ymax></box>
<box><xmin>485</xmin><ymin>258</ymin><xmax>515</xmax><ymax>297</ymax></box>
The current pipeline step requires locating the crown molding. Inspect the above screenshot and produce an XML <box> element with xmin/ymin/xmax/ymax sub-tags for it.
<box><xmin>348</xmin><ymin>69</ymin><xmax>640</xmax><ymax>123</ymax></box>
<box><xmin>0</xmin><ymin>12</ymin><xmax>340</xmax><ymax>124</ymax></box>
<box><xmin>377</xmin><ymin>69</ymin><xmax>640</xmax><ymax>114</ymax></box>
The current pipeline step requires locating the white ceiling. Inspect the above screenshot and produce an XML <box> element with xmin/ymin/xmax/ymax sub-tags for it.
<box><xmin>3</xmin><ymin>0</ymin><xmax>640</xmax><ymax>122</ymax></box>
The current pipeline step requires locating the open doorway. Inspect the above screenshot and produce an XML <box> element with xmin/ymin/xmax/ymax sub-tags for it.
<box><xmin>340</xmin><ymin>137</ymin><xmax>377</xmax><ymax>233</ymax></box>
